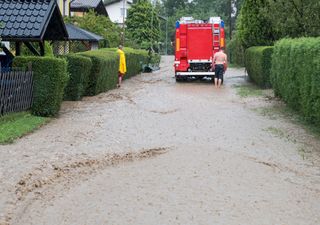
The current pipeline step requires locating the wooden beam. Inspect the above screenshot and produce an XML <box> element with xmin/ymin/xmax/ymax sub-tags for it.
<box><xmin>23</xmin><ymin>42</ymin><xmax>40</xmax><ymax>56</ymax></box>
<box><xmin>81</xmin><ymin>41</ymin><xmax>90</xmax><ymax>50</ymax></box>
<box><xmin>39</xmin><ymin>41</ymin><xmax>45</xmax><ymax>56</ymax></box>
<box><xmin>15</xmin><ymin>42</ymin><xmax>21</xmax><ymax>56</ymax></box>
<box><xmin>1</xmin><ymin>46</ymin><xmax>14</xmax><ymax>58</ymax></box>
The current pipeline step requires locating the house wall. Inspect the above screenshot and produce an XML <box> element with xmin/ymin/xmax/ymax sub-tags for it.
<box><xmin>57</xmin><ymin>0</ymin><xmax>70</xmax><ymax>16</ymax></box>
<box><xmin>105</xmin><ymin>0</ymin><xmax>132</xmax><ymax>24</ymax></box>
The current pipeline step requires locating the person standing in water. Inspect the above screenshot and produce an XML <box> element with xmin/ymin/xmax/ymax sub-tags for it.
<box><xmin>117</xmin><ymin>45</ymin><xmax>127</xmax><ymax>88</ymax></box>
<box><xmin>213</xmin><ymin>48</ymin><xmax>228</xmax><ymax>88</ymax></box>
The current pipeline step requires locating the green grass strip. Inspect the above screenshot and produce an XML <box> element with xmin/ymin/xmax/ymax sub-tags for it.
<box><xmin>0</xmin><ymin>112</ymin><xmax>49</xmax><ymax>144</ymax></box>
<box><xmin>235</xmin><ymin>84</ymin><xmax>263</xmax><ymax>97</ymax></box>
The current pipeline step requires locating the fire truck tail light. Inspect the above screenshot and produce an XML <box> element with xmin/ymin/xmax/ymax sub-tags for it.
<box><xmin>176</xmin><ymin>38</ymin><xmax>180</xmax><ymax>51</ymax></box>
<box><xmin>220</xmin><ymin>39</ymin><xmax>225</xmax><ymax>48</ymax></box>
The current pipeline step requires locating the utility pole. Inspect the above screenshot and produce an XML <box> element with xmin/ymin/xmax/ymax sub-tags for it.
<box><xmin>229</xmin><ymin>0</ymin><xmax>232</xmax><ymax>39</ymax></box>
<box><xmin>150</xmin><ymin>0</ymin><xmax>154</xmax><ymax>50</ymax></box>
<box><xmin>121</xmin><ymin>0</ymin><xmax>126</xmax><ymax>45</ymax></box>
<box><xmin>165</xmin><ymin>16</ymin><xmax>168</xmax><ymax>55</ymax></box>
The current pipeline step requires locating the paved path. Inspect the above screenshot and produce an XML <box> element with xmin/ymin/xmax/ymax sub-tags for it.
<box><xmin>1</xmin><ymin>56</ymin><xmax>320</xmax><ymax>225</ymax></box>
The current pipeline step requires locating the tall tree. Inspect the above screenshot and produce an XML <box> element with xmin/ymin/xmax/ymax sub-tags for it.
<box><xmin>163</xmin><ymin>0</ymin><xmax>188</xmax><ymax>17</ymax></box>
<box><xmin>126</xmin><ymin>0</ymin><xmax>161</xmax><ymax>49</ymax></box>
<box><xmin>265</xmin><ymin>0</ymin><xmax>320</xmax><ymax>38</ymax></box>
<box><xmin>237</xmin><ymin>0</ymin><xmax>275</xmax><ymax>48</ymax></box>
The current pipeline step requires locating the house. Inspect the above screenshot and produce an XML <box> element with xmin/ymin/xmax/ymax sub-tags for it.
<box><xmin>70</xmin><ymin>0</ymin><xmax>109</xmax><ymax>17</ymax></box>
<box><xmin>57</xmin><ymin>0</ymin><xmax>71</xmax><ymax>16</ymax></box>
<box><xmin>54</xmin><ymin>0</ymin><xmax>106</xmax><ymax>54</ymax></box>
<box><xmin>104</xmin><ymin>0</ymin><xmax>133</xmax><ymax>25</ymax></box>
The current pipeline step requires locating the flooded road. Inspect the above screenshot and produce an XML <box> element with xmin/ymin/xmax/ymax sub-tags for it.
<box><xmin>1</xmin><ymin>56</ymin><xmax>320</xmax><ymax>225</ymax></box>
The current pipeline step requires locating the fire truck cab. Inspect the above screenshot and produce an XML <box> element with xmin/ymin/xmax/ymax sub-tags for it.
<box><xmin>174</xmin><ymin>17</ymin><xmax>226</xmax><ymax>81</ymax></box>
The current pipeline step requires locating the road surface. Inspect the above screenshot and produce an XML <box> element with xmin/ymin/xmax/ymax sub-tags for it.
<box><xmin>0</xmin><ymin>56</ymin><xmax>320</xmax><ymax>225</ymax></box>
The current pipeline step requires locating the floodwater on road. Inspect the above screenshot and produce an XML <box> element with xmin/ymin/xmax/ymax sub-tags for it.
<box><xmin>0</xmin><ymin>56</ymin><xmax>320</xmax><ymax>225</ymax></box>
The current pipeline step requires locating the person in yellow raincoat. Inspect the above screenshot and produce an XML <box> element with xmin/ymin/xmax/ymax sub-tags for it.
<box><xmin>117</xmin><ymin>45</ymin><xmax>127</xmax><ymax>88</ymax></box>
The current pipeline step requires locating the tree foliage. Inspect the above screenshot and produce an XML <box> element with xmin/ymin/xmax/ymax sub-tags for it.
<box><xmin>163</xmin><ymin>0</ymin><xmax>188</xmax><ymax>17</ymax></box>
<box><xmin>126</xmin><ymin>0</ymin><xmax>161</xmax><ymax>49</ymax></box>
<box><xmin>236</xmin><ymin>0</ymin><xmax>320</xmax><ymax>49</ymax></box>
<box><xmin>236</xmin><ymin>0</ymin><xmax>275</xmax><ymax>48</ymax></box>
<box><xmin>264</xmin><ymin>0</ymin><xmax>320</xmax><ymax>38</ymax></box>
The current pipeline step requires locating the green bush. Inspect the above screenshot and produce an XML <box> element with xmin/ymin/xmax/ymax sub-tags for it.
<box><xmin>79</xmin><ymin>50</ymin><xmax>118</xmax><ymax>95</ymax></box>
<box><xmin>227</xmin><ymin>34</ymin><xmax>245</xmax><ymax>67</ymax></box>
<box><xmin>271</xmin><ymin>37</ymin><xmax>320</xmax><ymax>124</ymax></box>
<box><xmin>13</xmin><ymin>56</ymin><xmax>69</xmax><ymax>116</ymax></box>
<box><xmin>80</xmin><ymin>48</ymin><xmax>148</xmax><ymax>95</ymax></box>
<box><xmin>62</xmin><ymin>54</ymin><xmax>92</xmax><ymax>100</ymax></box>
<box><xmin>21</xmin><ymin>41</ymin><xmax>54</xmax><ymax>57</ymax></box>
<box><xmin>245</xmin><ymin>46</ymin><xmax>274</xmax><ymax>88</ymax></box>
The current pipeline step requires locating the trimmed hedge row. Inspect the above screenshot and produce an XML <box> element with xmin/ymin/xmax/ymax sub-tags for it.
<box><xmin>62</xmin><ymin>54</ymin><xmax>92</xmax><ymax>101</ymax></box>
<box><xmin>79</xmin><ymin>50</ymin><xmax>119</xmax><ymax>95</ymax></box>
<box><xmin>13</xmin><ymin>56</ymin><xmax>69</xmax><ymax>117</ymax></box>
<box><xmin>245</xmin><ymin>46</ymin><xmax>273</xmax><ymax>88</ymax></box>
<box><xmin>270</xmin><ymin>38</ymin><xmax>320</xmax><ymax>123</ymax></box>
<box><xmin>79</xmin><ymin>48</ymin><xmax>148</xmax><ymax>95</ymax></box>
<box><xmin>13</xmin><ymin>48</ymin><xmax>149</xmax><ymax>116</ymax></box>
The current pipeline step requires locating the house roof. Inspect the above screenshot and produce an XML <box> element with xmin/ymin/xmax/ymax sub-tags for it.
<box><xmin>70</xmin><ymin>0</ymin><xmax>108</xmax><ymax>16</ymax></box>
<box><xmin>104</xmin><ymin>0</ymin><xmax>132</xmax><ymax>6</ymax></box>
<box><xmin>65</xmin><ymin>23</ymin><xmax>104</xmax><ymax>42</ymax></box>
<box><xmin>0</xmin><ymin>0</ymin><xmax>68</xmax><ymax>42</ymax></box>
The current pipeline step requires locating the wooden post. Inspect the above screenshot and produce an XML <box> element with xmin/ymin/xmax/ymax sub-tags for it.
<box><xmin>15</xmin><ymin>41</ymin><xmax>21</xmax><ymax>56</ymax></box>
<box><xmin>28</xmin><ymin>62</ymin><xmax>32</xmax><ymax>72</ymax></box>
<box><xmin>39</xmin><ymin>41</ymin><xmax>45</xmax><ymax>56</ymax></box>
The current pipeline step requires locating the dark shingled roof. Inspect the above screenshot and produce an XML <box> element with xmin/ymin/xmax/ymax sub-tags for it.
<box><xmin>71</xmin><ymin>0</ymin><xmax>108</xmax><ymax>16</ymax></box>
<box><xmin>0</xmin><ymin>0</ymin><xmax>68</xmax><ymax>41</ymax></box>
<box><xmin>66</xmin><ymin>23</ymin><xmax>104</xmax><ymax>42</ymax></box>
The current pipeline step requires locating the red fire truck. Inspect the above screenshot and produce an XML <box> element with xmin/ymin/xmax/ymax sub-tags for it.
<box><xmin>174</xmin><ymin>17</ymin><xmax>226</xmax><ymax>82</ymax></box>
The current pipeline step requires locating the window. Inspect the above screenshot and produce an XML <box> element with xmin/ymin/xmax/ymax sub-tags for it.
<box><xmin>120</xmin><ymin>8</ymin><xmax>127</xmax><ymax>17</ymax></box>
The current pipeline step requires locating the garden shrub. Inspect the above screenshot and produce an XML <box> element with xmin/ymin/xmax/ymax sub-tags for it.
<box><xmin>79</xmin><ymin>50</ymin><xmax>118</xmax><ymax>95</ymax></box>
<box><xmin>80</xmin><ymin>48</ymin><xmax>149</xmax><ymax>95</ymax></box>
<box><xmin>271</xmin><ymin>37</ymin><xmax>320</xmax><ymax>124</ymax></box>
<box><xmin>21</xmin><ymin>41</ymin><xmax>54</xmax><ymax>57</ymax></box>
<box><xmin>227</xmin><ymin>34</ymin><xmax>245</xmax><ymax>67</ymax></box>
<box><xmin>245</xmin><ymin>46</ymin><xmax>274</xmax><ymax>88</ymax></box>
<box><xmin>62</xmin><ymin>54</ymin><xmax>92</xmax><ymax>100</ymax></box>
<box><xmin>13</xmin><ymin>56</ymin><xmax>69</xmax><ymax>116</ymax></box>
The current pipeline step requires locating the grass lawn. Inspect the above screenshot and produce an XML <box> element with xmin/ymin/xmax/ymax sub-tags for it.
<box><xmin>234</xmin><ymin>84</ymin><xmax>264</xmax><ymax>97</ymax></box>
<box><xmin>0</xmin><ymin>112</ymin><xmax>49</xmax><ymax>144</ymax></box>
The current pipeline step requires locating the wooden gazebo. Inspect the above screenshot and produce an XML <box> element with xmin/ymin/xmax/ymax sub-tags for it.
<box><xmin>0</xmin><ymin>0</ymin><xmax>68</xmax><ymax>65</ymax></box>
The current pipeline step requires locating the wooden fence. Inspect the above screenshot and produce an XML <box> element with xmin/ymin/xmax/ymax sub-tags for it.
<box><xmin>0</xmin><ymin>65</ymin><xmax>33</xmax><ymax>116</ymax></box>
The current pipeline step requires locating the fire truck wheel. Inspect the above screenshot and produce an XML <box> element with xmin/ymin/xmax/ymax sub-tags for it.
<box><xmin>175</xmin><ymin>76</ymin><xmax>183</xmax><ymax>82</ymax></box>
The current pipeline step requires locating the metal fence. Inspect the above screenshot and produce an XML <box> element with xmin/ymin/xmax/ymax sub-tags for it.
<box><xmin>0</xmin><ymin>65</ymin><xmax>33</xmax><ymax>116</ymax></box>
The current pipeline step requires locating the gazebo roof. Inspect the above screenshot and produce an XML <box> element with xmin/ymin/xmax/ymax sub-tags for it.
<box><xmin>66</xmin><ymin>24</ymin><xmax>104</xmax><ymax>42</ymax></box>
<box><xmin>0</xmin><ymin>0</ymin><xmax>68</xmax><ymax>42</ymax></box>
<box><xmin>70</xmin><ymin>0</ymin><xmax>108</xmax><ymax>16</ymax></box>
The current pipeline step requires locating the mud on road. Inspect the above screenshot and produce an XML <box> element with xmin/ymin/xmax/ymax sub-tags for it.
<box><xmin>0</xmin><ymin>56</ymin><xmax>320</xmax><ymax>225</ymax></box>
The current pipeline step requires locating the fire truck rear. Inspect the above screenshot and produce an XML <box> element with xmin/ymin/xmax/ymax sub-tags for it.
<box><xmin>174</xmin><ymin>17</ymin><xmax>226</xmax><ymax>81</ymax></box>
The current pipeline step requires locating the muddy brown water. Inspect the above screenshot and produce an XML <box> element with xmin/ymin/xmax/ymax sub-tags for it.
<box><xmin>0</xmin><ymin>56</ymin><xmax>320</xmax><ymax>225</ymax></box>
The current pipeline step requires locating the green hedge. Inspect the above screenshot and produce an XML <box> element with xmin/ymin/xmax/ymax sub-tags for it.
<box><xmin>79</xmin><ymin>50</ymin><xmax>118</xmax><ymax>95</ymax></box>
<box><xmin>245</xmin><ymin>46</ymin><xmax>273</xmax><ymax>88</ymax></box>
<box><xmin>62</xmin><ymin>54</ymin><xmax>92</xmax><ymax>101</ymax></box>
<box><xmin>79</xmin><ymin>47</ymin><xmax>148</xmax><ymax>95</ymax></box>
<box><xmin>13</xmin><ymin>56</ymin><xmax>69</xmax><ymax>117</ymax></box>
<box><xmin>271</xmin><ymin>37</ymin><xmax>320</xmax><ymax>123</ymax></box>
<box><xmin>227</xmin><ymin>34</ymin><xmax>245</xmax><ymax>67</ymax></box>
